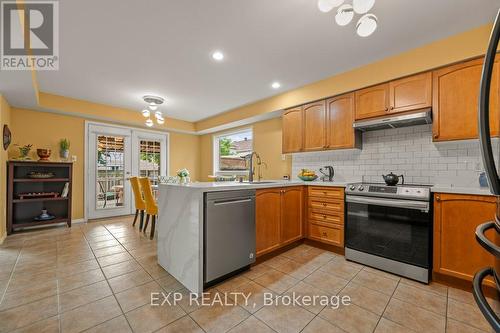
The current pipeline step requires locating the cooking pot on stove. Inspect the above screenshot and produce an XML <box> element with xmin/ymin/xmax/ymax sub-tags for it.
<box><xmin>382</xmin><ymin>172</ymin><xmax>404</xmax><ymax>186</ymax></box>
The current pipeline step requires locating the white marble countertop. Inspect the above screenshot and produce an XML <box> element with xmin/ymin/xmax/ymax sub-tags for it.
<box><xmin>159</xmin><ymin>180</ymin><xmax>350</xmax><ymax>192</ymax></box>
<box><xmin>431</xmin><ymin>185</ymin><xmax>494</xmax><ymax>196</ymax></box>
<box><xmin>160</xmin><ymin>180</ymin><xmax>496</xmax><ymax>196</ymax></box>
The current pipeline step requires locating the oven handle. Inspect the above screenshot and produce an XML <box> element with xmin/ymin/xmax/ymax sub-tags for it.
<box><xmin>346</xmin><ymin>196</ymin><xmax>429</xmax><ymax>212</ymax></box>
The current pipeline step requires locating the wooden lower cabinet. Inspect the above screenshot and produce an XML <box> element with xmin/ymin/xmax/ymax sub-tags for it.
<box><xmin>255</xmin><ymin>186</ymin><xmax>303</xmax><ymax>257</ymax></box>
<box><xmin>307</xmin><ymin>186</ymin><xmax>345</xmax><ymax>247</ymax></box>
<box><xmin>433</xmin><ymin>193</ymin><xmax>496</xmax><ymax>286</ymax></box>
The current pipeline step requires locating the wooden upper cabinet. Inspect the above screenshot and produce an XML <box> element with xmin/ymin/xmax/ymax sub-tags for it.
<box><xmin>326</xmin><ymin>93</ymin><xmax>359</xmax><ymax>149</ymax></box>
<box><xmin>355</xmin><ymin>83</ymin><xmax>389</xmax><ymax>120</ymax></box>
<box><xmin>432</xmin><ymin>57</ymin><xmax>499</xmax><ymax>141</ymax></box>
<box><xmin>281</xmin><ymin>186</ymin><xmax>303</xmax><ymax>244</ymax></box>
<box><xmin>255</xmin><ymin>189</ymin><xmax>282</xmax><ymax>256</ymax></box>
<box><xmin>303</xmin><ymin>101</ymin><xmax>327</xmax><ymax>151</ymax></box>
<box><xmin>282</xmin><ymin>107</ymin><xmax>303</xmax><ymax>153</ymax></box>
<box><xmin>389</xmin><ymin>72</ymin><xmax>432</xmax><ymax>113</ymax></box>
<box><xmin>433</xmin><ymin>193</ymin><xmax>497</xmax><ymax>286</ymax></box>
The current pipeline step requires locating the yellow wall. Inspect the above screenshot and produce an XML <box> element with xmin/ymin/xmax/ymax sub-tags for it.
<box><xmin>169</xmin><ymin>132</ymin><xmax>200</xmax><ymax>181</ymax></box>
<box><xmin>195</xmin><ymin>23</ymin><xmax>495</xmax><ymax>131</ymax></box>
<box><xmin>8</xmin><ymin>108</ymin><xmax>200</xmax><ymax>222</ymax></box>
<box><xmin>199</xmin><ymin>117</ymin><xmax>291</xmax><ymax>181</ymax></box>
<box><xmin>0</xmin><ymin>96</ymin><xmax>11</xmax><ymax>242</ymax></box>
<box><xmin>10</xmin><ymin>108</ymin><xmax>86</xmax><ymax>220</ymax></box>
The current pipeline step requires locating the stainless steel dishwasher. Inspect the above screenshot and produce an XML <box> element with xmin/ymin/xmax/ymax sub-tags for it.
<box><xmin>204</xmin><ymin>189</ymin><xmax>256</xmax><ymax>286</ymax></box>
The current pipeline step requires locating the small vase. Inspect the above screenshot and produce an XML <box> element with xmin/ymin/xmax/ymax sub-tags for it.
<box><xmin>60</xmin><ymin>150</ymin><xmax>69</xmax><ymax>160</ymax></box>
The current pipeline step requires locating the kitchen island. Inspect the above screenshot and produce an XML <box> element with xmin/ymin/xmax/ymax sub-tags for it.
<box><xmin>156</xmin><ymin>180</ymin><xmax>349</xmax><ymax>294</ymax></box>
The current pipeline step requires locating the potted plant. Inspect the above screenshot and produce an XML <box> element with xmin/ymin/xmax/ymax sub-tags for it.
<box><xmin>59</xmin><ymin>139</ymin><xmax>70</xmax><ymax>159</ymax></box>
<box><xmin>177</xmin><ymin>168</ymin><xmax>190</xmax><ymax>184</ymax></box>
<box><xmin>15</xmin><ymin>144</ymin><xmax>33</xmax><ymax>159</ymax></box>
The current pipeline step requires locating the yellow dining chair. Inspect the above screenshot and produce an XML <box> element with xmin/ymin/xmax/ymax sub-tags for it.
<box><xmin>130</xmin><ymin>177</ymin><xmax>146</xmax><ymax>231</ymax></box>
<box><xmin>139</xmin><ymin>177</ymin><xmax>158</xmax><ymax>240</ymax></box>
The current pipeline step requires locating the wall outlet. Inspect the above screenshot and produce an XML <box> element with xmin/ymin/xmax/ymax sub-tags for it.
<box><xmin>281</xmin><ymin>154</ymin><xmax>286</xmax><ymax>161</ymax></box>
<box><xmin>71</xmin><ymin>155</ymin><xmax>77</xmax><ymax>162</ymax></box>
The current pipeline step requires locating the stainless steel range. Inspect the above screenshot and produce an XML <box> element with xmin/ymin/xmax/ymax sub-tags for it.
<box><xmin>345</xmin><ymin>182</ymin><xmax>432</xmax><ymax>283</ymax></box>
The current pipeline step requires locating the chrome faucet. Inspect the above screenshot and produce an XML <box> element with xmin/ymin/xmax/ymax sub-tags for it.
<box><xmin>242</xmin><ymin>152</ymin><xmax>264</xmax><ymax>182</ymax></box>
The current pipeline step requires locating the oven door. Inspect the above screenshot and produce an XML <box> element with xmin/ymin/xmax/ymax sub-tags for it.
<box><xmin>345</xmin><ymin>195</ymin><xmax>431</xmax><ymax>268</ymax></box>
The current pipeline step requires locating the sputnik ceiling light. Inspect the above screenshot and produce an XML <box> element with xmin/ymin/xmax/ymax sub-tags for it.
<box><xmin>142</xmin><ymin>95</ymin><xmax>165</xmax><ymax>127</ymax></box>
<box><xmin>318</xmin><ymin>0</ymin><xmax>378</xmax><ymax>37</ymax></box>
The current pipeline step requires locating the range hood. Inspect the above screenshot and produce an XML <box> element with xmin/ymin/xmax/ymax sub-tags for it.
<box><xmin>353</xmin><ymin>110</ymin><xmax>432</xmax><ymax>131</ymax></box>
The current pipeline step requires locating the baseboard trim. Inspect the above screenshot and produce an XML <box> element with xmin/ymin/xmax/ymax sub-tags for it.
<box><xmin>72</xmin><ymin>218</ymin><xmax>87</xmax><ymax>224</ymax></box>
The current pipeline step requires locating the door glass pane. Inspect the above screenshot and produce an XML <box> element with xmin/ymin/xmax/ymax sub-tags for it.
<box><xmin>96</xmin><ymin>135</ymin><xmax>125</xmax><ymax>209</ymax></box>
<box><xmin>139</xmin><ymin>140</ymin><xmax>161</xmax><ymax>198</ymax></box>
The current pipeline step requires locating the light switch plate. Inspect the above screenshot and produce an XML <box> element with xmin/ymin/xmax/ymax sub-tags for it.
<box><xmin>71</xmin><ymin>155</ymin><xmax>77</xmax><ymax>162</ymax></box>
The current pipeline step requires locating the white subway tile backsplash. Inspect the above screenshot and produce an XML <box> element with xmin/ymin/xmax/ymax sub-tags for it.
<box><xmin>291</xmin><ymin>124</ymin><xmax>496</xmax><ymax>187</ymax></box>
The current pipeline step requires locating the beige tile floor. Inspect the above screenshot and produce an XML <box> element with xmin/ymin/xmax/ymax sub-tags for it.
<box><xmin>0</xmin><ymin>216</ymin><xmax>497</xmax><ymax>333</ymax></box>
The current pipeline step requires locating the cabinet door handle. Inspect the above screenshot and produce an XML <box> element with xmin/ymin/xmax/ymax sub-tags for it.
<box><xmin>433</xmin><ymin>133</ymin><xmax>439</xmax><ymax>139</ymax></box>
<box><xmin>385</xmin><ymin>107</ymin><xmax>389</xmax><ymax>112</ymax></box>
<box><xmin>322</xmin><ymin>232</ymin><xmax>327</xmax><ymax>237</ymax></box>
<box><xmin>323</xmin><ymin>215</ymin><xmax>327</xmax><ymax>219</ymax></box>
<box><xmin>390</xmin><ymin>106</ymin><xmax>394</xmax><ymax>110</ymax></box>
<box><xmin>435</xmin><ymin>195</ymin><xmax>441</xmax><ymax>202</ymax></box>
<box><xmin>322</xmin><ymin>203</ymin><xmax>327</xmax><ymax>207</ymax></box>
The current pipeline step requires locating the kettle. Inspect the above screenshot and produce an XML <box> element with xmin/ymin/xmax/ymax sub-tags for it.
<box><xmin>382</xmin><ymin>172</ymin><xmax>404</xmax><ymax>186</ymax></box>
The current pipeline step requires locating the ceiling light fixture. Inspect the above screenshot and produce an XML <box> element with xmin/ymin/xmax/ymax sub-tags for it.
<box><xmin>318</xmin><ymin>0</ymin><xmax>377</xmax><ymax>37</ymax></box>
<box><xmin>212</xmin><ymin>51</ymin><xmax>224</xmax><ymax>61</ymax></box>
<box><xmin>335</xmin><ymin>4</ymin><xmax>354</xmax><ymax>26</ymax></box>
<box><xmin>141</xmin><ymin>95</ymin><xmax>165</xmax><ymax>127</ymax></box>
<box><xmin>318</xmin><ymin>0</ymin><xmax>344</xmax><ymax>13</ymax></box>
<box><xmin>271</xmin><ymin>82</ymin><xmax>281</xmax><ymax>89</ymax></box>
<box><xmin>352</xmin><ymin>0</ymin><xmax>375</xmax><ymax>14</ymax></box>
<box><xmin>356</xmin><ymin>14</ymin><xmax>378</xmax><ymax>37</ymax></box>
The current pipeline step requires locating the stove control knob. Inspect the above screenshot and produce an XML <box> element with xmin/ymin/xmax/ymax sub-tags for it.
<box><xmin>350</xmin><ymin>185</ymin><xmax>356</xmax><ymax>191</ymax></box>
<box><xmin>358</xmin><ymin>185</ymin><xmax>365</xmax><ymax>191</ymax></box>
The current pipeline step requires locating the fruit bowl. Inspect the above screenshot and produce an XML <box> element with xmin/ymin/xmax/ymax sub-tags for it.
<box><xmin>298</xmin><ymin>175</ymin><xmax>318</xmax><ymax>181</ymax></box>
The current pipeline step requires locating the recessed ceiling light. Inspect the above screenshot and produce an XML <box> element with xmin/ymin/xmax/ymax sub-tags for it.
<box><xmin>271</xmin><ymin>82</ymin><xmax>281</xmax><ymax>89</ymax></box>
<box><xmin>212</xmin><ymin>51</ymin><xmax>224</xmax><ymax>61</ymax></box>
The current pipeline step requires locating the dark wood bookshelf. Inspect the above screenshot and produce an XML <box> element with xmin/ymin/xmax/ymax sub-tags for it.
<box><xmin>7</xmin><ymin>160</ymin><xmax>73</xmax><ymax>235</ymax></box>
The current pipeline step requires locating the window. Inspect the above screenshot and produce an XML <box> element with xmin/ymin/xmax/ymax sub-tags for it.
<box><xmin>213</xmin><ymin>128</ymin><xmax>253</xmax><ymax>174</ymax></box>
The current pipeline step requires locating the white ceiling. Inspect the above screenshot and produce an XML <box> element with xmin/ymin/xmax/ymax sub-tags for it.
<box><xmin>1</xmin><ymin>0</ymin><xmax>499</xmax><ymax>122</ymax></box>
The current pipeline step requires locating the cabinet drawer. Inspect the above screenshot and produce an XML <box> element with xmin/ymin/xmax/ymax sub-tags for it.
<box><xmin>309</xmin><ymin>210</ymin><xmax>343</xmax><ymax>225</ymax></box>
<box><xmin>308</xmin><ymin>223</ymin><xmax>344</xmax><ymax>246</ymax></box>
<box><xmin>308</xmin><ymin>198</ymin><xmax>343</xmax><ymax>213</ymax></box>
<box><xmin>308</xmin><ymin>186</ymin><xmax>344</xmax><ymax>199</ymax></box>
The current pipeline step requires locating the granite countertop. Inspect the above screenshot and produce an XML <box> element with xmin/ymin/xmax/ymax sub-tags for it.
<box><xmin>159</xmin><ymin>180</ymin><xmax>350</xmax><ymax>192</ymax></box>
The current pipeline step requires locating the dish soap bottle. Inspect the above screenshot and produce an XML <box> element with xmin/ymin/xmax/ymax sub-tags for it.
<box><xmin>479</xmin><ymin>172</ymin><xmax>489</xmax><ymax>188</ymax></box>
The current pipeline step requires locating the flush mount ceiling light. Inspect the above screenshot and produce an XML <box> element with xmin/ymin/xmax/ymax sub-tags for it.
<box><xmin>141</xmin><ymin>95</ymin><xmax>165</xmax><ymax>127</ymax></box>
<box><xmin>318</xmin><ymin>0</ymin><xmax>377</xmax><ymax>37</ymax></box>
<box><xmin>271</xmin><ymin>82</ymin><xmax>281</xmax><ymax>89</ymax></box>
<box><xmin>212</xmin><ymin>51</ymin><xmax>224</xmax><ymax>61</ymax></box>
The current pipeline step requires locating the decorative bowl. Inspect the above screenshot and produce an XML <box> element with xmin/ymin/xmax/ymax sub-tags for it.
<box><xmin>37</xmin><ymin>149</ymin><xmax>51</xmax><ymax>161</ymax></box>
<box><xmin>298</xmin><ymin>175</ymin><xmax>318</xmax><ymax>181</ymax></box>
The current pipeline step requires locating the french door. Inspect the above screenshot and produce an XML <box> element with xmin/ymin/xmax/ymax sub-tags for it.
<box><xmin>86</xmin><ymin>123</ymin><xmax>168</xmax><ymax>220</ymax></box>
